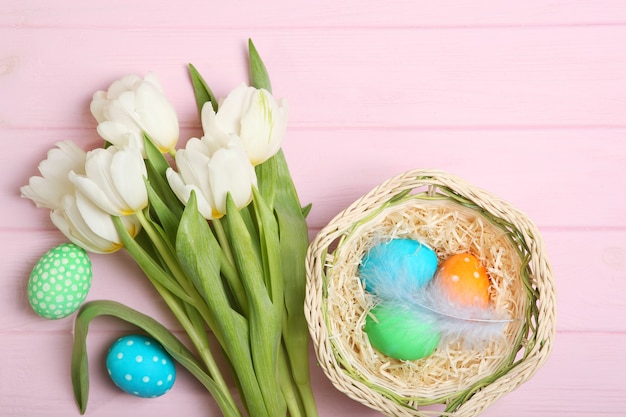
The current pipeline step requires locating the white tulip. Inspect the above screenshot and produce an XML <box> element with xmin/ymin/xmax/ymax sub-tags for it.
<box><xmin>51</xmin><ymin>192</ymin><xmax>140</xmax><ymax>254</ymax></box>
<box><xmin>21</xmin><ymin>141</ymin><xmax>140</xmax><ymax>254</ymax></box>
<box><xmin>201</xmin><ymin>83</ymin><xmax>288</xmax><ymax>166</ymax></box>
<box><xmin>69</xmin><ymin>145</ymin><xmax>148</xmax><ymax>216</ymax></box>
<box><xmin>90</xmin><ymin>72</ymin><xmax>179</xmax><ymax>154</ymax></box>
<box><xmin>166</xmin><ymin>134</ymin><xmax>257</xmax><ymax>219</ymax></box>
<box><xmin>20</xmin><ymin>141</ymin><xmax>86</xmax><ymax>210</ymax></box>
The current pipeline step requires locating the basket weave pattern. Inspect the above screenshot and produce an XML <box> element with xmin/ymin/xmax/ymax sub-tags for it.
<box><xmin>305</xmin><ymin>170</ymin><xmax>556</xmax><ymax>417</ymax></box>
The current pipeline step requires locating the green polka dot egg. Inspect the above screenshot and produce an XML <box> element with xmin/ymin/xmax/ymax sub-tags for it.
<box><xmin>28</xmin><ymin>243</ymin><xmax>92</xmax><ymax>319</ymax></box>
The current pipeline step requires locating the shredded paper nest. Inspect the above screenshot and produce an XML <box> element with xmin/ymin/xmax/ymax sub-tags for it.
<box><xmin>305</xmin><ymin>169</ymin><xmax>556</xmax><ymax>417</ymax></box>
<box><xmin>326</xmin><ymin>200</ymin><xmax>525</xmax><ymax>400</ymax></box>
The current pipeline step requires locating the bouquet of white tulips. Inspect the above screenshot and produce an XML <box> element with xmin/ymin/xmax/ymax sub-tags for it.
<box><xmin>21</xmin><ymin>40</ymin><xmax>318</xmax><ymax>417</ymax></box>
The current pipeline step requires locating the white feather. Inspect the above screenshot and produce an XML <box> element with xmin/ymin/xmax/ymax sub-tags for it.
<box><xmin>364</xmin><ymin>267</ymin><xmax>514</xmax><ymax>350</ymax></box>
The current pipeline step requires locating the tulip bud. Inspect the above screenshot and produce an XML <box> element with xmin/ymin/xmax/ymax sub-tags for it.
<box><xmin>166</xmin><ymin>134</ymin><xmax>257</xmax><ymax>219</ymax></box>
<box><xmin>69</xmin><ymin>145</ymin><xmax>148</xmax><ymax>216</ymax></box>
<box><xmin>201</xmin><ymin>83</ymin><xmax>288</xmax><ymax>166</ymax></box>
<box><xmin>90</xmin><ymin>73</ymin><xmax>179</xmax><ymax>154</ymax></box>
<box><xmin>20</xmin><ymin>141</ymin><xmax>86</xmax><ymax>210</ymax></box>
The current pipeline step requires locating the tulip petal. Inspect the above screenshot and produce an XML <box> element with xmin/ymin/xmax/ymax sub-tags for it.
<box><xmin>21</xmin><ymin>176</ymin><xmax>68</xmax><ymax>210</ymax></box>
<box><xmin>110</xmin><ymin>147</ymin><xmax>148</xmax><ymax>214</ymax></box>
<box><xmin>213</xmin><ymin>83</ymin><xmax>252</xmax><ymax>134</ymax></box>
<box><xmin>133</xmin><ymin>82</ymin><xmax>179</xmax><ymax>151</ymax></box>
<box><xmin>90</xmin><ymin>92</ymin><xmax>108</xmax><ymax>123</ymax></box>
<box><xmin>51</xmin><ymin>195</ymin><xmax>120</xmax><ymax>254</ymax></box>
<box><xmin>107</xmin><ymin>75</ymin><xmax>141</xmax><ymax>98</ymax></box>
<box><xmin>144</xmin><ymin>72</ymin><xmax>165</xmax><ymax>93</ymax></box>
<box><xmin>75</xmin><ymin>192</ymin><xmax>123</xmax><ymax>244</ymax></box>
<box><xmin>175</xmin><ymin>147</ymin><xmax>214</xmax><ymax>207</ymax></box>
<box><xmin>208</xmin><ymin>141</ymin><xmax>256</xmax><ymax>215</ymax></box>
<box><xmin>166</xmin><ymin>168</ymin><xmax>215</xmax><ymax>219</ymax></box>
<box><xmin>96</xmin><ymin>121</ymin><xmax>141</xmax><ymax>149</ymax></box>
<box><xmin>21</xmin><ymin>141</ymin><xmax>87</xmax><ymax>210</ymax></box>
<box><xmin>69</xmin><ymin>172</ymin><xmax>120</xmax><ymax>216</ymax></box>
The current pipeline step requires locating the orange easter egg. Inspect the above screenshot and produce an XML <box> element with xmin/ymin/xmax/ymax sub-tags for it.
<box><xmin>436</xmin><ymin>253</ymin><xmax>491</xmax><ymax>308</ymax></box>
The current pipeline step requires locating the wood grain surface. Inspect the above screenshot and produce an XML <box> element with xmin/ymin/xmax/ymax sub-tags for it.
<box><xmin>2</xmin><ymin>1</ymin><xmax>625</xmax><ymax>416</ymax></box>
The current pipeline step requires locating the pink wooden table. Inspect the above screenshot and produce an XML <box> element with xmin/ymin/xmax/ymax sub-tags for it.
<box><xmin>2</xmin><ymin>1</ymin><xmax>626</xmax><ymax>416</ymax></box>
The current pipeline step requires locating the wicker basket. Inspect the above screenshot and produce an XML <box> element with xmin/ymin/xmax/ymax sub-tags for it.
<box><xmin>305</xmin><ymin>169</ymin><xmax>556</xmax><ymax>417</ymax></box>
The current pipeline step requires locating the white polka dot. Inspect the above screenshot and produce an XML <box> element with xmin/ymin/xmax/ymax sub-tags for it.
<box><xmin>126</xmin><ymin>340</ymin><xmax>134</xmax><ymax>346</ymax></box>
<box><xmin>157</xmin><ymin>380</ymin><xmax>163</xmax><ymax>386</ymax></box>
<box><xmin>451</xmin><ymin>275</ymin><xmax>460</xmax><ymax>282</ymax></box>
<box><xmin>144</xmin><ymin>341</ymin><xmax>151</xmax><ymax>346</ymax></box>
<box><xmin>125</xmin><ymin>374</ymin><xmax>132</xmax><ymax>381</ymax></box>
<box><xmin>152</xmin><ymin>356</ymin><xmax>159</xmax><ymax>362</ymax></box>
<box><xmin>135</xmin><ymin>355</ymin><xmax>143</xmax><ymax>363</ymax></box>
<box><xmin>142</xmin><ymin>376</ymin><xmax>150</xmax><ymax>383</ymax></box>
<box><xmin>473</xmin><ymin>271</ymin><xmax>480</xmax><ymax>278</ymax></box>
<box><xmin>117</xmin><ymin>352</ymin><xmax>124</xmax><ymax>360</ymax></box>
<box><xmin>167</xmin><ymin>374</ymin><xmax>172</xmax><ymax>381</ymax></box>
<box><xmin>464</xmin><ymin>257</ymin><xmax>470</xmax><ymax>262</ymax></box>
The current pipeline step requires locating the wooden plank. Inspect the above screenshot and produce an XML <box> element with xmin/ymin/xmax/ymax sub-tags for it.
<box><xmin>8</xmin><ymin>128</ymin><xmax>626</xmax><ymax>230</ymax></box>
<box><xmin>3</xmin><ymin>228</ymin><xmax>625</xmax><ymax>333</ymax></box>
<box><xmin>3</xmin><ymin>26</ymin><xmax>626</xmax><ymax>129</ymax></box>
<box><xmin>0</xmin><ymin>331</ymin><xmax>623</xmax><ymax>416</ymax></box>
<box><xmin>3</xmin><ymin>0</ymin><xmax>626</xmax><ymax>28</ymax></box>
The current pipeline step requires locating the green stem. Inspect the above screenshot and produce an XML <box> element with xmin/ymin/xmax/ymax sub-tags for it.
<box><xmin>149</xmin><ymin>279</ymin><xmax>240</xmax><ymax>417</ymax></box>
<box><xmin>278</xmin><ymin>345</ymin><xmax>304</xmax><ymax>417</ymax></box>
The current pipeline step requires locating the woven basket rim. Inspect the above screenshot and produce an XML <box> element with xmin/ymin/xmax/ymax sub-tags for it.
<box><xmin>305</xmin><ymin>169</ymin><xmax>557</xmax><ymax>417</ymax></box>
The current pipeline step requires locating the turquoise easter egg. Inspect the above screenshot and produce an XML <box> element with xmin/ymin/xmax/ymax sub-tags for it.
<box><xmin>106</xmin><ymin>334</ymin><xmax>176</xmax><ymax>398</ymax></box>
<box><xmin>365</xmin><ymin>303</ymin><xmax>440</xmax><ymax>361</ymax></box>
<box><xmin>27</xmin><ymin>243</ymin><xmax>92</xmax><ymax>319</ymax></box>
<box><xmin>359</xmin><ymin>238</ymin><xmax>438</xmax><ymax>295</ymax></box>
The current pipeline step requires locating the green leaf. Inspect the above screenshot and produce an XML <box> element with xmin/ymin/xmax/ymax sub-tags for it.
<box><xmin>145</xmin><ymin>179</ymin><xmax>179</xmax><ymax>243</ymax></box>
<box><xmin>188</xmin><ymin>63</ymin><xmax>218</xmax><ymax>114</ymax></box>
<box><xmin>71</xmin><ymin>300</ymin><xmax>241</xmax><ymax>417</ymax></box>
<box><xmin>143</xmin><ymin>132</ymin><xmax>170</xmax><ymax>176</ymax></box>
<box><xmin>143</xmin><ymin>135</ymin><xmax>184</xmax><ymax>219</ymax></box>
<box><xmin>248</xmin><ymin>38</ymin><xmax>272</xmax><ymax>93</ymax></box>
<box><xmin>251</xmin><ymin>187</ymin><xmax>283</xmax><ymax>307</ymax></box>
<box><xmin>260</xmin><ymin>150</ymin><xmax>318</xmax><ymax>416</ymax></box>
<box><xmin>176</xmin><ymin>192</ymin><xmax>270</xmax><ymax>417</ymax></box>
<box><xmin>225</xmin><ymin>194</ymin><xmax>285</xmax><ymax>417</ymax></box>
<box><xmin>301</xmin><ymin>203</ymin><xmax>312</xmax><ymax>218</ymax></box>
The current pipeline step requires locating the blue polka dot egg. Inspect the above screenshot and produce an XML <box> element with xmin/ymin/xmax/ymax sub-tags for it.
<box><xmin>106</xmin><ymin>334</ymin><xmax>176</xmax><ymax>398</ymax></box>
